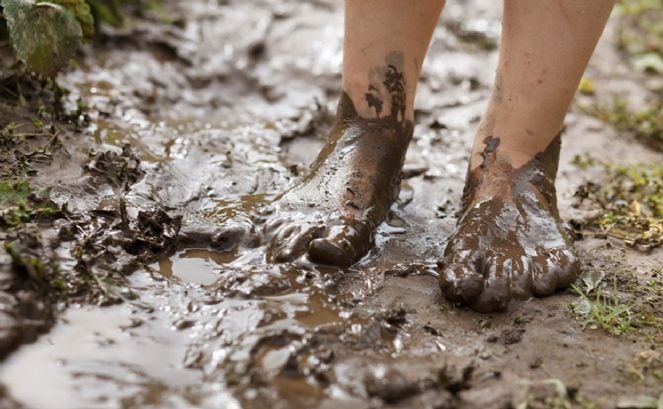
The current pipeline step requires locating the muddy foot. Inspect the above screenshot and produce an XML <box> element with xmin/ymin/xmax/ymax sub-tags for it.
<box><xmin>256</xmin><ymin>92</ymin><xmax>413</xmax><ymax>266</ymax></box>
<box><xmin>438</xmin><ymin>136</ymin><xmax>580</xmax><ymax>312</ymax></box>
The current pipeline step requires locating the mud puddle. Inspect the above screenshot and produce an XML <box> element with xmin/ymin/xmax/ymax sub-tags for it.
<box><xmin>0</xmin><ymin>301</ymin><xmax>207</xmax><ymax>409</ymax></box>
<box><xmin>0</xmin><ymin>247</ymin><xmax>377</xmax><ymax>409</ymax></box>
<box><xmin>1</xmin><ymin>0</ymin><xmax>662</xmax><ymax>407</ymax></box>
<box><xmin>159</xmin><ymin>248</ymin><xmax>237</xmax><ymax>285</ymax></box>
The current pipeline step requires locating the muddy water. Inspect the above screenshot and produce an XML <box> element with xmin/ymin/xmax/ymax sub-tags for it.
<box><xmin>2</xmin><ymin>0</ymin><xmax>663</xmax><ymax>407</ymax></box>
<box><xmin>159</xmin><ymin>249</ymin><xmax>236</xmax><ymax>285</ymax></box>
<box><xmin>0</xmin><ymin>247</ymin><xmax>371</xmax><ymax>409</ymax></box>
<box><xmin>0</xmin><ymin>300</ymin><xmax>211</xmax><ymax>409</ymax></box>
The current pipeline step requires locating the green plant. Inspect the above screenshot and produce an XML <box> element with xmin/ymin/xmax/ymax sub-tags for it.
<box><xmin>580</xmin><ymin>96</ymin><xmax>663</xmax><ymax>152</ymax></box>
<box><xmin>0</xmin><ymin>180</ymin><xmax>62</xmax><ymax>226</ymax></box>
<box><xmin>573</xmin><ymin>161</ymin><xmax>662</xmax><ymax>250</ymax></box>
<box><xmin>0</xmin><ymin>0</ymin><xmax>162</xmax><ymax>77</ymax></box>
<box><xmin>570</xmin><ymin>278</ymin><xmax>634</xmax><ymax>336</ymax></box>
<box><xmin>1</xmin><ymin>0</ymin><xmax>92</xmax><ymax>77</ymax></box>
<box><xmin>616</xmin><ymin>0</ymin><xmax>663</xmax><ymax>74</ymax></box>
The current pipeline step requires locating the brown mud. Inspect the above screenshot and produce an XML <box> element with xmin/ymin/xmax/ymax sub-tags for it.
<box><xmin>0</xmin><ymin>1</ymin><xmax>662</xmax><ymax>408</ymax></box>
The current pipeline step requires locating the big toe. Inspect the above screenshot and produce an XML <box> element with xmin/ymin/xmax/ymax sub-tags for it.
<box><xmin>267</xmin><ymin>222</ymin><xmax>323</xmax><ymax>262</ymax></box>
<box><xmin>438</xmin><ymin>254</ymin><xmax>484</xmax><ymax>306</ymax></box>
<box><xmin>307</xmin><ymin>224</ymin><xmax>367</xmax><ymax>266</ymax></box>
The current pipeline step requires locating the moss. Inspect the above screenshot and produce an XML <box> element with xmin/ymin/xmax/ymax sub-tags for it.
<box><xmin>0</xmin><ymin>180</ymin><xmax>63</xmax><ymax>227</ymax></box>
<box><xmin>581</xmin><ymin>96</ymin><xmax>663</xmax><ymax>152</ymax></box>
<box><xmin>572</xmin><ymin>161</ymin><xmax>662</xmax><ymax>250</ymax></box>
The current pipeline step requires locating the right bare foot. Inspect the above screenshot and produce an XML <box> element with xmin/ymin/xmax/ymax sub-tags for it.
<box><xmin>257</xmin><ymin>89</ymin><xmax>413</xmax><ymax>266</ymax></box>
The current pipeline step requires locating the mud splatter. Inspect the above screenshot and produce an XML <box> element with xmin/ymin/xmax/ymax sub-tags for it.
<box><xmin>479</xmin><ymin>135</ymin><xmax>500</xmax><ymax>168</ymax></box>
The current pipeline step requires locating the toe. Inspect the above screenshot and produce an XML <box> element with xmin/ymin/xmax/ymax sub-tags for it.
<box><xmin>273</xmin><ymin>223</ymin><xmax>325</xmax><ymax>262</ymax></box>
<box><xmin>308</xmin><ymin>238</ymin><xmax>351</xmax><ymax>265</ymax></box>
<box><xmin>307</xmin><ymin>223</ymin><xmax>365</xmax><ymax>266</ymax></box>
<box><xmin>262</xmin><ymin>217</ymin><xmax>285</xmax><ymax>234</ymax></box>
<box><xmin>530</xmin><ymin>246</ymin><xmax>580</xmax><ymax>296</ymax></box>
<box><xmin>265</xmin><ymin>224</ymin><xmax>300</xmax><ymax>262</ymax></box>
<box><xmin>471</xmin><ymin>255</ymin><xmax>511</xmax><ymax>313</ymax></box>
<box><xmin>530</xmin><ymin>251</ymin><xmax>558</xmax><ymax>297</ymax></box>
<box><xmin>438</xmin><ymin>262</ymin><xmax>484</xmax><ymax>305</ymax></box>
<box><xmin>504</xmin><ymin>254</ymin><xmax>532</xmax><ymax>300</ymax></box>
<box><xmin>550</xmin><ymin>247</ymin><xmax>580</xmax><ymax>290</ymax></box>
<box><xmin>437</xmin><ymin>243</ymin><xmax>485</xmax><ymax>305</ymax></box>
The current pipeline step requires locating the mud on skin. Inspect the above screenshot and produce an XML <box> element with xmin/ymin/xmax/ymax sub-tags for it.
<box><xmin>240</xmin><ymin>57</ymin><xmax>413</xmax><ymax>266</ymax></box>
<box><xmin>438</xmin><ymin>135</ymin><xmax>580</xmax><ymax>312</ymax></box>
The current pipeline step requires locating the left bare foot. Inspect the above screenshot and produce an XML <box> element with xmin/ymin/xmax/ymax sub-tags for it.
<box><xmin>437</xmin><ymin>136</ymin><xmax>579</xmax><ymax>312</ymax></box>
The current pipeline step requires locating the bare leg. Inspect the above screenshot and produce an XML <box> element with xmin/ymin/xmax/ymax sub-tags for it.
<box><xmin>262</xmin><ymin>0</ymin><xmax>445</xmax><ymax>265</ymax></box>
<box><xmin>439</xmin><ymin>0</ymin><xmax>615</xmax><ymax>312</ymax></box>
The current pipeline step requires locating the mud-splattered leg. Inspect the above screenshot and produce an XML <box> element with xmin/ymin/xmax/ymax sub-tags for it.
<box><xmin>261</xmin><ymin>0</ymin><xmax>445</xmax><ymax>265</ymax></box>
<box><xmin>438</xmin><ymin>0</ymin><xmax>615</xmax><ymax>312</ymax></box>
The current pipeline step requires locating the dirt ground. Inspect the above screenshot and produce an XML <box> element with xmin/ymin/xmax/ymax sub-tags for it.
<box><xmin>0</xmin><ymin>0</ymin><xmax>661</xmax><ymax>408</ymax></box>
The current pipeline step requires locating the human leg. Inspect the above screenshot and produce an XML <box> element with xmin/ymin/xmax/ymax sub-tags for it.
<box><xmin>438</xmin><ymin>0</ymin><xmax>614</xmax><ymax>312</ymax></box>
<box><xmin>264</xmin><ymin>0</ymin><xmax>445</xmax><ymax>265</ymax></box>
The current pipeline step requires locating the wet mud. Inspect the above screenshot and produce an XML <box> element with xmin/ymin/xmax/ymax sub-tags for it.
<box><xmin>0</xmin><ymin>0</ymin><xmax>662</xmax><ymax>408</ymax></box>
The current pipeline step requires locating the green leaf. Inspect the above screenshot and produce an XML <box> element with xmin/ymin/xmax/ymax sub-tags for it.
<box><xmin>0</xmin><ymin>180</ymin><xmax>32</xmax><ymax>206</ymax></box>
<box><xmin>50</xmin><ymin>0</ymin><xmax>94</xmax><ymax>39</ymax></box>
<box><xmin>0</xmin><ymin>180</ymin><xmax>62</xmax><ymax>227</ymax></box>
<box><xmin>2</xmin><ymin>0</ymin><xmax>82</xmax><ymax>77</ymax></box>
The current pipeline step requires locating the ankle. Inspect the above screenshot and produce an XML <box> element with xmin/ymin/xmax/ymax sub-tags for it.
<box><xmin>469</xmin><ymin>136</ymin><xmax>540</xmax><ymax>170</ymax></box>
<box><xmin>339</xmin><ymin>78</ymin><xmax>415</xmax><ymax>123</ymax></box>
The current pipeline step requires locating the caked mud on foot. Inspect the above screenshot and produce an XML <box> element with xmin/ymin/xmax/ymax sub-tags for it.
<box><xmin>250</xmin><ymin>57</ymin><xmax>413</xmax><ymax>266</ymax></box>
<box><xmin>438</xmin><ymin>135</ymin><xmax>580</xmax><ymax>312</ymax></box>
<box><xmin>256</xmin><ymin>90</ymin><xmax>412</xmax><ymax>266</ymax></box>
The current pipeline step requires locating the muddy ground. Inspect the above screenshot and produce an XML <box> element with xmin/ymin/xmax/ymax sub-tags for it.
<box><xmin>0</xmin><ymin>0</ymin><xmax>662</xmax><ymax>408</ymax></box>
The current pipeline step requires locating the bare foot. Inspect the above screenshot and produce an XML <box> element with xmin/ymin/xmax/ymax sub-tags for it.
<box><xmin>258</xmin><ymin>91</ymin><xmax>413</xmax><ymax>266</ymax></box>
<box><xmin>438</xmin><ymin>135</ymin><xmax>580</xmax><ymax>312</ymax></box>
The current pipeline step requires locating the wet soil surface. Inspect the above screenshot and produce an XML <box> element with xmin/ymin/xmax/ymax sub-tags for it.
<box><xmin>1</xmin><ymin>1</ymin><xmax>662</xmax><ymax>408</ymax></box>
